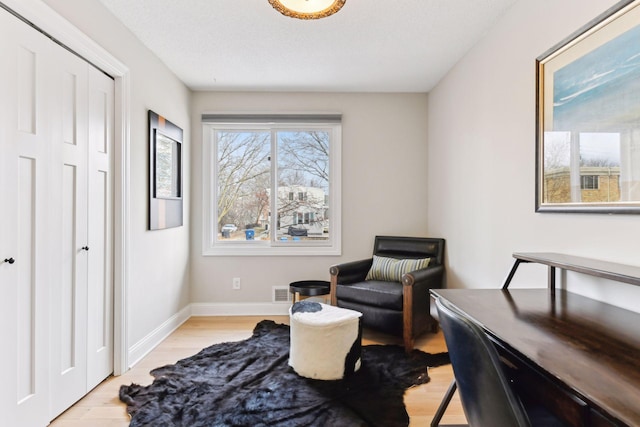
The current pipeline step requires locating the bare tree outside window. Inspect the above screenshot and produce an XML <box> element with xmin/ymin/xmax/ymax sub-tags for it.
<box><xmin>216</xmin><ymin>131</ymin><xmax>270</xmax><ymax>238</ymax></box>
<box><xmin>214</xmin><ymin>128</ymin><xmax>331</xmax><ymax>243</ymax></box>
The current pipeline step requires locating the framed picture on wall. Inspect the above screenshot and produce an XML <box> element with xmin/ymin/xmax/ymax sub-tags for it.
<box><xmin>536</xmin><ymin>0</ymin><xmax>640</xmax><ymax>213</ymax></box>
<box><xmin>149</xmin><ymin>110</ymin><xmax>183</xmax><ymax>229</ymax></box>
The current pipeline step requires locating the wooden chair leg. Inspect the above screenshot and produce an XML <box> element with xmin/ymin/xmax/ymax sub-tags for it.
<box><xmin>404</xmin><ymin>336</ymin><xmax>414</xmax><ymax>353</ymax></box>
<box><xmin>329</xmin><ymin>273</ymin><xmax>338</xmax><ymax>306</ymax></box>
<box><xmin>403</xmin><ymin>283</ymin><xmax>414</xmax><ymax>352</ymax></box>
<box><xmin>431</xmin><ymin>379</ymin><xmax>457</xmax><ymax>427</ymax></box>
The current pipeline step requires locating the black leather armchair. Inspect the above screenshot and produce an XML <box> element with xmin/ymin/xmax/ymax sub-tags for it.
<box><xmin>330</xmin><ymin>236</ymin><xmax>445</xmax><ymax>352</ymax></box>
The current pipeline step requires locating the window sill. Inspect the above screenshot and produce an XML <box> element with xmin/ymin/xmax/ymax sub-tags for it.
<box><xmin>202</xmin><ymin>244</ymin><xmax>341</xmax><ymax>257</ymax></box>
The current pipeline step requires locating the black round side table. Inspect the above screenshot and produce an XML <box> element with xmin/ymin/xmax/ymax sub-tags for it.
<box><xmin>289</xmin><ymin>280</ymin><xmax>330</xmax><ymax>303</ymax></box>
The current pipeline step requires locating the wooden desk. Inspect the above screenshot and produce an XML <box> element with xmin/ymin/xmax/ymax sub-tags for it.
<box><xmin>431</xmin><ymin>288</ymin><xmax>640</xmax><ymax>426</ymax></box>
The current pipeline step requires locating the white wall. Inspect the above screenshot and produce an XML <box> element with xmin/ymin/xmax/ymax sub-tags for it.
<box><xmin>41</xmin><ymin>0</ymin><xmax>192</xmax><ymax>349</ymax></box>
<box><xmin>190</xmin><ymin>92</ymin><xmax>429</xmax><ymax>309</ymax></box>
<box><xmin>427</xmin><ymin>0</ymin><xmax>640</xmax><ymax>312</ymax></box>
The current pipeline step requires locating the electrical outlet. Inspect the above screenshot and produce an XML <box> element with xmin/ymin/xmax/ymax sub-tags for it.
<box><xmin>232</xmin><ymin>277</ymin><xmax>241</xmax><ymax>290</ymax></box>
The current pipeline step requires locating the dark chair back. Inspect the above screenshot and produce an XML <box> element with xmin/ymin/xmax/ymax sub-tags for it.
<box><xmin>435</xmin><ymin>298</ymin><xmax>531</xmax><ymax>427</ymax></box>
<box><xmin>373</xmin><ymin>236</ymin><xmax>445</xmax><ymax>265</ymax></box>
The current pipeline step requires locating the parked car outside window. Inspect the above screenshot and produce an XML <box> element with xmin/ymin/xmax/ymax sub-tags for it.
<box><xmin>221</xmin><ymin>224</ymin><xmax>238</xmax><ymax>233</ymax></box>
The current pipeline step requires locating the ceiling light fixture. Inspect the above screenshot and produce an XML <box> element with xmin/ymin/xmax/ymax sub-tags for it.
<box><xmin>268</xmin><ymin>0</ymin><xmax>346</xmax><ymax>20</ymax></box>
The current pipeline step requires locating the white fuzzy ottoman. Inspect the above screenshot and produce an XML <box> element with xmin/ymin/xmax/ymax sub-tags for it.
<box><xmin>289</xmin><ymin>301</ymin><xmax>363</xmax><ymax>380</ymax></box>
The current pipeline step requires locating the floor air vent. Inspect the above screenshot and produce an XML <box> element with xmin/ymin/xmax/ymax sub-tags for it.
<box><xmin>272</xmin><ymin>286</ymin><xmax>292</xmax><ymax>303</ymax></box>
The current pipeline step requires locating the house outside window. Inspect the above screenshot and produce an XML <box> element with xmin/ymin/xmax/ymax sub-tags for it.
<box><xmin>202</xmin><ymin>114</ymin><xmax>342</xmax><ymax>256</ymax></box>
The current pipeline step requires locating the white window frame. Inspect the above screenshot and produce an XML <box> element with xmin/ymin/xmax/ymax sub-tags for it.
<box><xmin>202</xmin><ymin>117</ymin><xmax>341</xmax><ymax>256</ymax></box>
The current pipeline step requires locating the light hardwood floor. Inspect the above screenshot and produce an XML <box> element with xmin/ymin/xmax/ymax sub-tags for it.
<box><xmin>50</xmin><ymin>316</ymin><xmax>467</xmax><ymax>426</ymax></box>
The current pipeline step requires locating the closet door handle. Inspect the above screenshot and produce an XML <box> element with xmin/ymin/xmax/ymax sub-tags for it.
<box><xmin>3</xmin><ymin>257</ymin><xmax>15</xmax><ymax>264</ymax></box>
<box><xmin>81</xmin><ymin>246</ymin><xmax>89</xmax><ymax>251</ymax></box>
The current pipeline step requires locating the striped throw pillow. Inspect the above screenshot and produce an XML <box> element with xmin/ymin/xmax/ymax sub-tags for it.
<box><xmin>365</xmin><ymin>255</ymin><xmax>431</xmax><ymax>282</ymax></box>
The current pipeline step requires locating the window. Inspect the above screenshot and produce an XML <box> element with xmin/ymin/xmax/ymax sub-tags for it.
<box><xmin>581</xmin><ymin>175</ymin><xmax>599</xmax><ymax>190</ymax></box>
<box><xmin>202</xmin><ymin>114</ymin><xmax>341</xmax><ymax>256</ymax></box>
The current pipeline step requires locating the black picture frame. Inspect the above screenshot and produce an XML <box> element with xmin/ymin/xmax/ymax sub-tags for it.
<box><xmin>149</xmin><ymin>110</ymin><xmax>183</xmax><ymax>229</ymax></box>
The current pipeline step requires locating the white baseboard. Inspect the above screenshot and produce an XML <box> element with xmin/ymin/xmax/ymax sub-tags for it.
<box><xmin>126</xmin><ymin>302</ymin><xmax>291</xmax><ymax>369</ymax></box>
<box><xmin>127</xmin><ymin>305</ymin><xmax>192</xmax><ymax>369</ymax></box>
<box><xmin>190</xmin><ymin>302</ymin><xmax>291</xmax><ymax>316</ymax></box>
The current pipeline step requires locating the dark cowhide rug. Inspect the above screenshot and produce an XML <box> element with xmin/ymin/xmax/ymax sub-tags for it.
<box><xmin>119</xmin><ymin>320</ymin><xmax>449</xmax><ymax>427</ymax></box>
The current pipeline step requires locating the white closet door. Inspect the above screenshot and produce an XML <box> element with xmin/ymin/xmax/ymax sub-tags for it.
<box><xmin>0</xmin><ymin>9</ymin><xmax>52</xmax><ymax>427</ymax></box>
<box><xmin>48</xmin><ymin>44</ymin><xmax>90</xmax><ymax>418</ymax></box>
<box><xmin>86</xmin><ymin>66</ymin><xmax>114</xmax><ymax>389</ymax></box>
<box><xmin>1</xmin><ymin>7</ymin><xmax>115</xmax><ymax>424</ymax></box>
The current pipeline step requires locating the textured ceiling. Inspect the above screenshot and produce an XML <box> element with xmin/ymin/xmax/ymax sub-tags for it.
<box><xmin>97</xmin><ymin>0</ymin><xmax>518</xmax><ymax>92</ymax></box>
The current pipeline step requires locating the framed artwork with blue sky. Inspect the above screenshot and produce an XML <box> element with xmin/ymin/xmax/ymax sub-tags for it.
<box><xmin>536</xmin><ymin>0</ymin><xmax>640</xmax><ymax>213</ymax></box>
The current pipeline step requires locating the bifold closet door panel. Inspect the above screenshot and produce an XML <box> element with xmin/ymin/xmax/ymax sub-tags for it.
<box><xmin>86</xmin><ymin>65</ymin><xmax>115</xmax><ymax>391</ymax></box>
<box><xmin>48</xmin><ymin>43</ymin><xmax>91</xmax><ymax>419</ymax></box>
<box><xmin>0</xmin><ymin>8</ymin><xmax>53</xmax><ymax>427</ymax></box>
